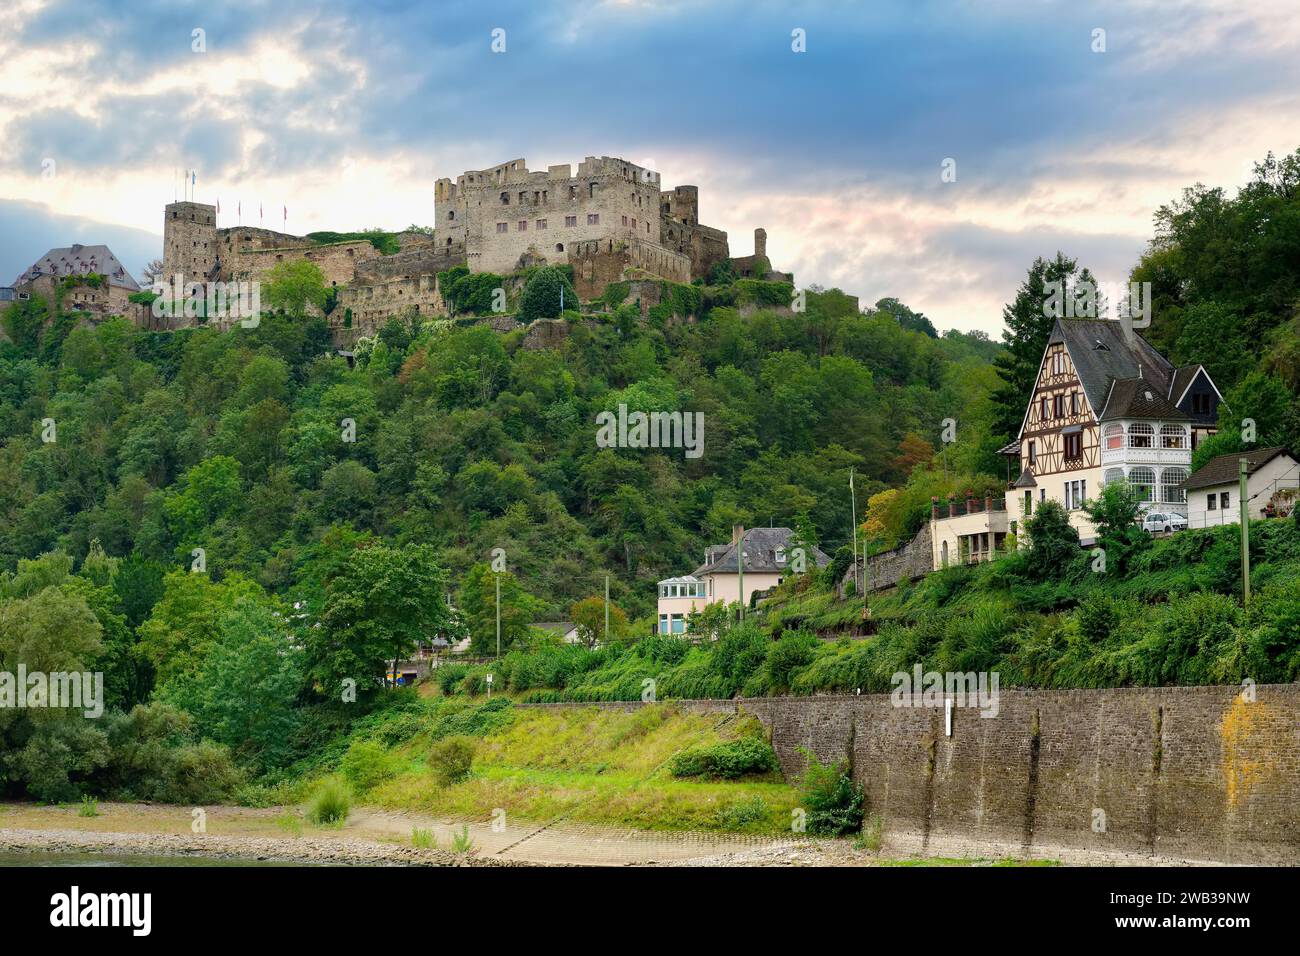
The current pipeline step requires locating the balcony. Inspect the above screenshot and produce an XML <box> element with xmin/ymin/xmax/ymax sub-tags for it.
<box><xmin>1101</xmin><ymin>444</ymin><xmax>1192</xmax><ymax>467</ymax></box>
<box><xmin>932</xmin><ymin>495</ymin><xmax>1006</xmax><ymax>520</ymax></box>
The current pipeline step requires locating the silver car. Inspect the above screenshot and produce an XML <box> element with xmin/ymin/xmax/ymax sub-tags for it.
<box><xmin>1142</xmin><ymin>511</ymin><xmax>1188</xmax><ymax>534</ymax></box>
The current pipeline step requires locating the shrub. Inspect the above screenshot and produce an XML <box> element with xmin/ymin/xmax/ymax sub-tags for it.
<box><xmin>306</xmin><ymin>777</ymin><xmax>351</xmax><ymax>825</ymax></box>
<box><xmin>428</xmin><ymin>735</ymin><xmax>475</xmax><ymax>785</ymax></box>
<box><xmin>78</xmin><ymin>796</ymin><xmax>99</xmax><ymax>817</ymax></box>
<box><xmin>339</xmin><ymin>739</ymin><xmax>398</xmax><ymax>793</ymax></box>
<box><xmin>669</xmin><ymin>737</ymin><xmax>779</xmax><ymax>779</ymax></box>
<box><xmin>714</xmin><ymin>795</ymin><xmax>771</xmax><ymax>831</ymax></box>
<box><xmin>411</xmin><ymin>827</ymin><xmax>437</xmax><ymax>849</ymax></box>
<box><xmin>798</xmin><ymin>749</ymin><xmax>864</xmax><ymax>836</ymax></box>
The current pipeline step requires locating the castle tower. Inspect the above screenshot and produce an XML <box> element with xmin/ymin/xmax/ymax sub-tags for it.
<box><xmin>162</xmin><ymin>201</ymin><xmax>218</xmax><ymax>286</ymax></box>
<box><xmin>754</xmin><ymin>228</ymin><xmax>767</xmax><ymax>260</ymax></box>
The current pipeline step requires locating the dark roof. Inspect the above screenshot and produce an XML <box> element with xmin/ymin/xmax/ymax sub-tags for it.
<box><xmin>1184</xmin><ymin>446</ymin><xmax>1296</xmax><ymax>490</ymax></box>
<box><xmin>1011</xmin><ymin>467</ymin><xmax>1037</xmax><ymax>488</ymax></box>
<box><xmin>693</xmin><ymin>527</ymin><xmax>830</xmax><ymax>575</ymax></box>
<box><xmin>1051</xmin><ymin>318</ymin><xmax>1173</xmax><ymax>416</ymax></box>
<box><xmin>1100</xmin><ymin>377</ymin><xmax>1189</xmax><ymax>421</ymax></box>
<box><xmin>1168</xmin><ymin>365</ymin><xmax>1200</xmax><ymax>404</ymax></box>
<box><xmin>15</xmin><ymin>243</ymin><xmax>141</xmax><ymax>291</ymax></box>
<box><xmin>996</xmin><ymin>440</ymin><xmax>1020</xmax><ymax>457</ymax></box>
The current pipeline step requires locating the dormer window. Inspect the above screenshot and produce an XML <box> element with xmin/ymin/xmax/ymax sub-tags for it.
<box><xmin>775</xmin><ymin>547</ymin><xmax>787</xmax><ymax>565</ymax></box>
<box><xmin>1093</xmin><ymin>339</ymin><xmax>1109</xmax><ymax>351</ymax></box>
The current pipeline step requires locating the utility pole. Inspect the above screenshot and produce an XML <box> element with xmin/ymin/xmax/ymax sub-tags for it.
<box><xmin>736</xmin><ymin>526</ymin><xmax>745</xmax><ymax>623</ymax></box>
<box><xmin>1240</xmin><ymin>458</ymin><xmax>1251</xmax><ymax>607</ymax></box>
<box><xmin>604</xmin><ymin>574</ymin><xmax>610</xmax><ymax>645</ymax></box>
<box><xmin>495</xmin><ymin>571</ymin><xmax>501</xmax><ymax>658</ymax></box>
<box><xmin>849</xmin><ymin>467</ymin><xmax>859</xmax><ymax>594</ymax></box>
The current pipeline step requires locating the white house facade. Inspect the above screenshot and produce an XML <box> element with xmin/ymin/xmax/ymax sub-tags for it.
<box><xmin>656</xmin><ymin>526</ymin><xmax>829</xmax><ymax>634</ymax></box>
<box><xmin>1184</xmin><ymin>446</ymin><xmax>1300</xmax><ymax>528</ymax></box>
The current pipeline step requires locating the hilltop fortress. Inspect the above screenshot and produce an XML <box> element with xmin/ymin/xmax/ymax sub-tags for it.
<box><xmin>157</xmin><ymin>155</ymin><xmax>787</xmax><ymax>337</ymax></box>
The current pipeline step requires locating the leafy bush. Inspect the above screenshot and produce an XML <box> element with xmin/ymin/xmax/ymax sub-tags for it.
<box><xmin>669</xmin><ymin>736</ymin><xmax>778</xmax><ymax>779</ymax></box>
<box><xmin>339</xmin><ymin>739</ymin><xmax>398</xmax><ymax>792</ymax></box>
<box><xmin>799</xmin><ymin>749</ymin><xmax>864</xmax><ymax>836</ymax></box>
<box><xmin>714</xmin><ymin>795</ymin><xmax>771</xmax><ymax>831</ymax></box>
<box><xmin>306</xmin><ymin>776</ymin><xmax>351</xmax><ymax>825</ymax></box>
<box><xmin>428</xmin><ymin>735</ymin><xmax>476</xmax><ymax>785</ymax></box>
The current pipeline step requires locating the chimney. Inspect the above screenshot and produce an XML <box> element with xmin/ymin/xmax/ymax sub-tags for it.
<box><xmin>732</xmin><ymin>523</ymin><xmax>745</xmax><ymax>545</ymax></box>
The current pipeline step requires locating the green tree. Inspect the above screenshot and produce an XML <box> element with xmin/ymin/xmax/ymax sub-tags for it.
<box><xmin>310</xmin><ymin>543</ymin><xmax>451</xmax><ymax>692</ymax></box>
<box><xmin>1021</xmin><ymin>499</ymin><xmax>1080</xmax><ymax>579</ymax></box>
<box><xmin>459</xmin><ymin>562</ymin><xmax>540</xmax><ymax>656</ymax></box>
<box><xmin>519</xmin><ymin>266</ymin><xmax>578</xmax><ymax>322</ymax></box>
<box><xmin>569</xmin><ymin>594</ymin><xmax>628</xmax><ymax>648</ymax></box>
<box><xmin>1082</xmin><ymin>482</ymin><xmax>1148</xmax><ymax>575</ymax></box>
<box><xmin>264</xmin><ymin>260</ymin><xmax>327</xmax><ymax>317</ymax></box>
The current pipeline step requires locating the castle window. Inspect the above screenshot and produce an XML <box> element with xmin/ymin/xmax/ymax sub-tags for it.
<box><xmin>589</xmin><ymin>182</ymin><xmax>596</xmax><ymax>198</ymax></box>
<box><xmin>519</xmin><ymin>192</ymin><xmax>527</xmax><ymax>205</ymax></box>
<box><xmin>587</xmin><ymin>214</ymin><xmax>599</xmax><ymax>225</ymax></box>
<box><xmin>555</xmin><ymin>244</ymin><xmax>564</xmax><ymax>253</ymax></box>
<box><xmin>569</xmin><ymin>186</ymin><xmax>577</xmax><ymax>199</ymax></box>
<box><xmin>622</xmin><ymin>215</ymin><xmax>628</xmax><ymax>226</ymax></box>
<box><xmin>536</xmin><ymin>219</ymin><xmax>547</xmax><ymax>230</ymax></box>
<box><xmin>518</xmin><ymin>220</ymin><xmax>527</xmax><ymax>231</ymax></box>
<box><xmin>448</xmin><ymin>211</ymin><xmax>455</xmax><ymax>220</ymax></box>
<box><xmin>496</xmin><ymin>222</ymin><xmax>508</xmax><ymax>233</ymax></box>
<box><xmin>499</xmin><ymin>192</ymin><xmax>509</xmax><ymax>205</ymax></box>
<box><xmin>565</xmin><ymin>216</ymin><xmax>577</xmax><ymax>227</ymax></box>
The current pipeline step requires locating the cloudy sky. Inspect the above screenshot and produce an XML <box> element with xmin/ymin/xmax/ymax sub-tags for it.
<box><xmin>3</xmin><ymin>0</ymin><xmax>1298</xmax><ymax>335</ymax></box>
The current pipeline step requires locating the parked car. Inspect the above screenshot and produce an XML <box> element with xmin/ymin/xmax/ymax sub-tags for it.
<box><xmin>1142</xmin><ymin>511</ymin><xmax>1188</xmax><ymax>534</ymax></box>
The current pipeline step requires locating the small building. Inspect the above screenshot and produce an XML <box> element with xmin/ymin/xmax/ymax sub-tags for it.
<box><xmin>655</xmin><ymin>526</ymin><xmax>829</xmax><ymax>635</ymax></box>
<box><xmin>533</xmin><ymin>621</ymin><xmax>582</xmax><ymax>644</ymax></box>
<box><xmin>1184</xmin><ymin>446</ymin><xmax>1300</xmax><ymax>528</ymax></box>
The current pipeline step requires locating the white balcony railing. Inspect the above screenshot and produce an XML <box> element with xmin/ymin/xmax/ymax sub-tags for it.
<box><xmin>1100</xmin><ymin>446</ymin><xmax>1192</xmax><ymax>467</ymax></box>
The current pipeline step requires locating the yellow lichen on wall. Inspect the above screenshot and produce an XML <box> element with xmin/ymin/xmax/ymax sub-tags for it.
<box><xmin>1221</xmin><ymin>693</ymin><xmax>1277</xmax><ymax>809</ymax></box>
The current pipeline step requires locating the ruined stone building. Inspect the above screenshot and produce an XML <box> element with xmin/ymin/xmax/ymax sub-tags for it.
<box><xmin>12</xmin><ymin>243</ymin><xmax>141</xmax><ymax>319</ymax></box>
<box><xmin>151</xmin><ymin>155</ymin><xmax>782</xmax><ymax>335</ymax></box>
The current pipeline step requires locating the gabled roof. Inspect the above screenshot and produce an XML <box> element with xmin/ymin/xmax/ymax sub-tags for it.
<box><xmin>1100</xmin><ymin>377</ymin><xmax>1189</xmax><ymax>422</ymax></box>
<box><xmin>1051</xmin><ymin>318</ymin><xmax>1173</xmax><ymax>415</ymax></box>
<box><xmin>1184</xmin><ymin>446</ymin><xmax>1296</xmax><ymax>490</ymax></box>
<box><xmin>15</xmin><ymin>243</ymin><xmax>141</xmax><ymax>291</ymax></box>
<box><xmin>996</xmin><ymin>440</ymin><xmax>1020</xmax><ymax>457</ymax></box>
<box><xmin>693</xmin><ymin>527</ymin><xmax>829</xmax><ymax>575</ymax></box>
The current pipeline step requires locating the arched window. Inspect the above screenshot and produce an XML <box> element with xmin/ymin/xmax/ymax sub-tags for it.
<box><xmin>1104</xmin><ymin>467</ymin><xmax>1125</xmax><ymax>487</ymax></box>
<box><xmin>1104</xmin><ymin>423</ymin><xmax>1124</xmax><ymax>450</ymax></box>
<box><xmin>1161</xmin><ymin>424</ymin><xmax>1186</xmax><ymax>449</ymax></box>
<box><xmin>1128</xmin><ymin>466</ymin><xmax>1155</xmax><ymax>502</ymax></box>
<box><xmin>1161</xmin><ymin>467</ymin><xmax>1188</xmax><ymax>503</ymax></box>
<box><xmin>555</xmin><ymin>243</ymin><xmax>564</xmax><ymax>253</ymax></box>
<box><xmin>1129</xmin><ymin>423</ymin><xmax>1154</xmax><ymax>448</ymax></box>
<box><xmin>940</xmin><ymin>540</ymin><xmax>949</xmax><ymax>568</ymax></box>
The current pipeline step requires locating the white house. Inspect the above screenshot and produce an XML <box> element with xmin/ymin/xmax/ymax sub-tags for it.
<box><xmin>1184</xmin><ymin>446</ymin><xmax>1300</xmax><ymax>528</ymax></box>
<box><xmin>930</xmin><ymin>317</ymin><xmax>1223</xmax><ymax>568</ymax></box>
<box><xmin>656</xmin><ymin>526</ymin><xmax>829</xmax><ymax>635</ymax></box>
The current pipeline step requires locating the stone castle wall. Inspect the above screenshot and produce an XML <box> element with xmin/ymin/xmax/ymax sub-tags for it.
<box><xmin>335</xmin><ymin>274</ymin><xmax>445</xmax><ymax>336</ymax></box>
<box><xmin>520</xmin><ymin>684</ymin><xmax>1300</xmax><ymax>865</ymax></box>
<box><xmin>569</xmin><ymin>237</ymin><xmax>691</xmax><ymax>299</ymax></box>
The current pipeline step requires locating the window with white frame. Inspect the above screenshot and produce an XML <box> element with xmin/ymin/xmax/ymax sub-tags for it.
<box><xmin>1064</xmin><ymin>479</ymin><xmax>1087</xmax><ymax>510</ymax></box>
<box><xmin>1161</xmin><ymin>467</ymin><xmax>1188</xmax><ymax>503</ymax></box>
<box><xmin>1128</xmin><ymin>466</ymin><xmax>1155</xmax><ymax>501</ymax></box>
<box><xmin>1129</xmin><ymin>423</ymin><xmax>1154</xmax><ymax>448</ymax></box>
<box><xmin>1160</xmin><ymin>424</ymin><xmax>1186</xmax><ymax>449</ymax></box>
<box><xmin>1104</xmin><ymin>423</ymin><xmax>1123</xmax><ymax>450</ymax></box>
<box><xmin>1104</xmin><ymin>467</ymin><xmax>1125</xmax><ymax>487</ymax></box>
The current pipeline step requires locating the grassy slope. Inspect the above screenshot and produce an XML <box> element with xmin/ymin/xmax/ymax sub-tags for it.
<box><xmin>294</xmin><ymin>700</ymin><xmax>800</xmax><ymax>836</ymax></box>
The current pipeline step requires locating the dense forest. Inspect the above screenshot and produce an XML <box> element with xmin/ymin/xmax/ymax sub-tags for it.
<box><xmin>1</xmin><ymin>148</ymin><xmax>1297</xmax><ymax>804</ymax></box>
